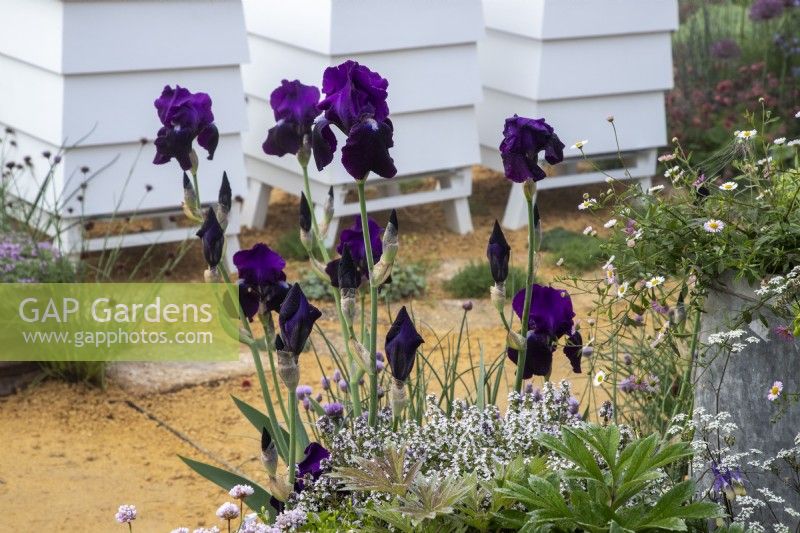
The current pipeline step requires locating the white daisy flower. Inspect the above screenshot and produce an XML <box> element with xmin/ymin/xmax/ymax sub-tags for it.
<box><xmin>648</xmin><ymin>185</ymin><xmax>665</xmax><ymax>194</ymax></box>
<box><xmin>757</xmin><ymin>157</ymin><xmax>773</xmax><ymax>166</ymax></box>
<box><xmin>768</xmin><ymin>381</ymin><xmax>783</xmax><ymax>401</ymax></box>
<box><xmin>788</xmin><ymin>139</ymin><xmax>800</xmax><ymax>147</ymax></box>
<box><xmin>578</xmin><ymin>198</ymin><xmax>597</xmax><ymax>210</ymax></box>
<box><xmin>703</xmin><ymin>219</ymin><xmax>725</xmax><ymax>233</ymax></box>
<box><xmin>616</xmin><ymin>282</ymin><xmax>629</xmax><ymax>299</ymax></box>
<box><xmin>593</xmin><ymin>371</ymin><xmax>607</xmax><ymax>387</ymax></box>
<box><xmin>664</xmin><ymin>166</ymin><xmax>681</xmax><ymax>179</ymax></box>
<box><xmin>774</xmin><ymin>137</ymin><xmax>786</xmax><ymax>145</ymax></box>
<box><xmin>604</xmin><ymin>218</ymin><xmax>618</xmax><ymax>229</ymax></box>
<box><xmin>571</xmin><ymin>140</ymin><xmax>588</xmax><ymax>150</ymax></box>
<box><xmin>736</xmin><ymin>129</ymin><xmax>757</xmax><ymax>140</ymax></box>
<box><xmin>583</xmin><ymin>226</ymin><xmax>594</xmax><ymax>235</ymax></box>
<box><xmin>645</xmin><ymin>275</ymin><xmax>665</xmax><ymax>289</ymax></box>
<box><xmin>719</xmin><ymin>181</ymin><xmax>738</xmax><ymax>191</ymax></box>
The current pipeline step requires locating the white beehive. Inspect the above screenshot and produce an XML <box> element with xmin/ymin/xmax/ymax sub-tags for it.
<box><xmin>478</xmin><ymin>0</ymin><xmax>679</xmax><ymax>228</ymax></box>
<box><xmin>0</xmin><ymin>0</ymin><xmax>249</xmax><ymax>256</ymax></box>
<box><xmin>241</xmin><ymin>0</ymin><xmax>484</xmax><ymax>241</ymax></box>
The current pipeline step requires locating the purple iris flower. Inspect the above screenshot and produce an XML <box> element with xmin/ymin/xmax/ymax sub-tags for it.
<box><xmin>318</xmin><ymin>60</ymin><xmax>389</xmax><ymax>132</ymax></box>
<box><xmin>196</xmin><ymin>208</ymin><xmax>224</xmax><ymax>268</ymax></box>
<box><xmin>385</xmin><ymin>306</ymin><xmax>424</xmax><ymax>382</ymax></box>
<box><xmin>233</xmin><ymin>243</ymin><xmax>290</xmax><ymax>319</ymax></box>
<box><xmin>507</xmin><ymin>284</ymin><xmax>577</xmax><ymax>379</ymax></box>
<box><xmin>341</xmin><ymin>117</ymin><xmax>397</xmax><ymax>179</ymax></box>
<box><xmin>325</xmin><ymin>217</ymin><xmax>383</xmax><ymax>287</ymax></box>
<box><xmin>153</xmin><ymin>85</ymin><xmax>218</xmax><ymax>171</ymax></box>
<box><xmin>316</xmin><ymin>61</ymin><xmax>396</xmax><ymax>179</ymax></box>
<box><xmin>311</xmin><ymin>118</ymin><xmax>337</xmax><ymax>172</ymax></box>
<box><xmin>487</xmin><ymin>220</ymin><xmax>511</xmax><ymax>283</ymax></box>
<box><xmin>499</xmin><ymin>115</ymin><xmax>564</xmax><ymax>183</ymax></box>
<box><xmin>262</xmin><ymin>80</ymin><xmax>321</xmax><ymax>157</ymax></box>
<box><xmin>278</xmin><ymin>283</ymin><xmax>322</xmax><ymax>356</ymax></box>
<box><xmin>294</xmin><ymin>442</ymin><xmax>330</xmax><ymax>492</ymax></box>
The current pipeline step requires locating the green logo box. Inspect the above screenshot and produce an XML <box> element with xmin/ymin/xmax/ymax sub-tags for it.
<box><xmin>0</xmin><ymin>283</ymin><xmax>240</xmax><ymax>361</ymax></box>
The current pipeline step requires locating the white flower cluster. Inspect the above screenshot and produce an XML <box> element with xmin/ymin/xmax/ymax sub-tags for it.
<box><xmin>298</xmin><ymin>382</ymin><xmax>585</xmax><ymax>513</ymax></box>
<box><xmin>706</xmin><ymin>329</ymin><xmax>760</xmax><ymax>353</ymax></box>
<box><xmin>669</xmin><ymin>409</ymin><xmax>800</xmax><ymax>530</ymax></box>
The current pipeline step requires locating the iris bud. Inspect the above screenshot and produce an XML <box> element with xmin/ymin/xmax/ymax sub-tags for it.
<box><xmin>319</xmin><ymin>186</ymin><xmax>335</xmax><ymax>238</ymax></box>
<box><xmin>216</xmin><ymin>172</ymin><xmax>232</xmax><ymax>229</ymax></box>
<box><xmin>182</xmin><ymin>172</ymin><xmax>200</xmax><ymax>220</ymax></box>
<box><xmin>372</xmin><ymin>209</ymin><xmax>398</xmax><ymax>285</ymax></box>
<box><xmin>487</xmin><ymin>220</ymin><xmax>511</xmax><ymax>284</ymax></box>
<box><xmin>260</xmin><ymin>427</ymin><xmax>278</xmax><ymax>478</ymax></box>
<box><xmin>299</xmin><ymin>192</ymin><xmax>313</xmax><ymax>251</ymax></box>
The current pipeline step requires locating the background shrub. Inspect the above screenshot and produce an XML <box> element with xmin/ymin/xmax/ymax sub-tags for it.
<box><xmin>301</xmin><ymin>262</ymin><xmax>427</xmax><ymax>302</ymax></box>
<box><xmin>444</xmin><ymin>262</ymin><xmax>526</xmax><ymax>298</ymax></box>
<box><xmin>539</xmin><ymin>227</ymin><xmax>604</xmax><ymax>273</ymax></box>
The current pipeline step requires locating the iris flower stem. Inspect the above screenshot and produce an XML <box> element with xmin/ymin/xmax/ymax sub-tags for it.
<box><xmin>218</xmin><ymin>265</ymin><xmax>289</xmax><ymax>459</ymax></box>
<box><xmin>356</xmin><ymin>180</ymin><xmax>379</xmax><ymax>427</ymax></box>
<box><xmin>300</xmin><ymin>161</ymin><xmax>363</xmax><ymax>418</ymax></box>
<box><xmin>287</xmin><ymin>387</ymin><xmax>297</xmax><ymax>487</ymax></box>
<box><xmin>515</xmin><ymin>194</ymin><xmax>536</xmax><ymax>393</ymax></box>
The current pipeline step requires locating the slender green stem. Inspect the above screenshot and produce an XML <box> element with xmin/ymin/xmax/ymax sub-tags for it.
<box><xmin>287</xmin><ymin>388</ymin><xmax>297</xmax><ymax>486</ymax></box>
<box><xmin>356</xmin><ymin>180</ymin><xmax>379</xmax><ymax>426</ymax></box>
<box><xmin>514</xmin><ymin>195</ymin><xmax>536</xmax><ymax>392</ymax></box>
<box><xmin>300</xmin><ymin>162</ymin><xmax>362</xmax><ymax>416</ymax></box>
<box><xmin>218</xmin><ymin>265</ymin><xmax>289</xmax><ymax>458</ymax></box>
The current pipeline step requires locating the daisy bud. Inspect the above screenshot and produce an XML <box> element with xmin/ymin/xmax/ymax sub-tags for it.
<box><xmin>299</xmin><ymin>192</ymin><xmax>313</xmax><ymax>251</ymax></box>
<box><xmin>182</xmin><ymin>172</ymin><xmax>199</xmax><ymax>220</ymax></box>
<box><xmin>215</xmin><ymin>172</ymin><xmax>232</xmax><ymax>229</ymax></box>
<box><xmin>372</xmin><ymin>209</ymin><xmax>398</xmax><ymax>285</ymax></box>
<box><xmin>390</xmin><ymin>378</ymin><xmax>407</xmax><ymax>419</ymax></box>
<box><xmin>260</xmin><ymin>427</ymin><xmax>278</xmax><ymax>478</ymax></box>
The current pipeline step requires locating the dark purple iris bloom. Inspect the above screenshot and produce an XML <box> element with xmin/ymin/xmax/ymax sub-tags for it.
<box><xmin>233</xmin><ymin>243</ymin><xmax>289</xmax><ymax>319</ymax></box>
<box><xmin>325</xmin><ymin>217</ymin><xmax>383</xmax><ymax>287</ymax></box>
<box><xmin>385</xmin><ymin>306</ymin><xmax>424</xmax><ymax>382</ymax></box>
<box><xmin>262</xmin><ymin>80</ymin><xmax>321</xmax><ymax>157</ymax></box>
<box><xmin>507</xmin><ymin>284</ymin><xmax>577</xmax><ymax>379</ymax></box>
<box><xmin>316</xmin><ymin>61</ymin><xmax>396</xmax><ymax>179</ymax></box>
<box><xmin>294</xmin><ymin>442</ymin><xmax>330</xmax><ymax>492</ymax></box>
<box><xmin>341</xmin><ymin>117</ymin><xmax>397</xmax><ymax>179</ymax></box>
<box><xmin>750</xmin><ymin>0</ymin><xmax>784</xmax><ymax>20</ymax></box>
<box><xmin>153</xmin><ymin>85</ymin><xmax>218</xmax><ymax>171</ymax></box>
<box><xmin>318</xmin><ymin>60</ymin><xmax>389</xmax><ymax>133</ymax></box>
<box><xmin>196</xmin><ymin>208</ymin><xmax>224</xmax><ymax>268</ymax></box>
<box><xmin>311</xmin><ymin>118</ymin><xmax>337</xmax><ymax>172</ymax></box>
<box><xmin>487</xmin><ymin>220</ymin><xmax>511</xmax><ymax>283</ymax></box>
<box><xmin>279</xmin><ymin>283</ymin><xmax>322</xmax><ymax>355</ymax></box>
<box><xmin>499</xmin><ymin>115</ymin><xmax>564</xmax><ymax>183</ymax></box>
